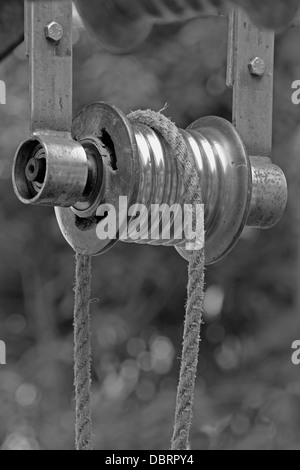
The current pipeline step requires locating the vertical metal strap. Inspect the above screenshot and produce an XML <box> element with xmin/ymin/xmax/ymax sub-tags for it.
<box><xmin>24</xmin><ymin>0</ymin><xmax>93</xmax><ymax>451</ymax></box>
<box><xmin>25</xmin><ymin>0</ymin><xmax>73</xmax><ymax>134</ymax></box>
<box><xmin>227</xmin><ymin>8</ymin><xmax>275</xmax><ymax>158</ymax></box>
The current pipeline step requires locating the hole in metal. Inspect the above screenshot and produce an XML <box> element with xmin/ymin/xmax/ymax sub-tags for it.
<box><xmin>99</xmin><ymin>128</ymin><xmax>118</xmax><ymax>172</ymax></box>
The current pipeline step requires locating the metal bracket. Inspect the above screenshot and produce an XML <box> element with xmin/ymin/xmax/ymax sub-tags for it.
<box><xmin>25</xmin><ymin>0</ymin><xmax>72</xmax><ymax>134</ymax></box>
<box><xmin>13</xmin><ymin>0</ymin><xmax>88</xmax><ymax>207</ymax></box>
<box><xmin>227</xmin><ymin>8</ymin><xmax>275</xmax><ymax>158</ymax></box>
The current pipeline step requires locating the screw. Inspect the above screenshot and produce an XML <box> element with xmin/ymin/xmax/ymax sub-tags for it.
<box><xmin>45</xmin><ymin>22</ymin><xmax>64</xmax><ymax>43</ymax></box>
<box><xmin>248</xmin><ymin>57</ymin><xmax>266</xmax><ymax>77</ymax></box>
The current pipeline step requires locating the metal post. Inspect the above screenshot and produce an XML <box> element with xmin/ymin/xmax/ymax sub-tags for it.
<box><xmin>227</xmin><ymin>8</ymin><xmax>275</xmax><ymax>158</ymax></box>
<box><xmin>25</xmin><ymin>0</ymin><xmax>73</xmax><ymax>134</ymax></box>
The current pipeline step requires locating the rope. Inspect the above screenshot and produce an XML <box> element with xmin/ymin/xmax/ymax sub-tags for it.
<box><xmin>128</xmin><ymin>110</ymin><xmax>205</xmax><ymax>451</ymax></box>
<box><xmin>171</xmin><ymin>250</ymin><xmax>205</xmax><ymax>450</ymax></box>
<box><xmin>74</xmin><ymin>253</ymin><xmax>93</xmax><ymax>451</ymax></box>
<box><xmin>72</xmin><ymin>110</ymin><xmax>204</xmax><ymax>451</ymax></box>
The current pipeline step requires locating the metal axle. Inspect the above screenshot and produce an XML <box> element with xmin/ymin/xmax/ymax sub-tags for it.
<box><xmin>13</xmin><ymin>103</ymin><xmax>287</xmax><ymax>265</ymax></box>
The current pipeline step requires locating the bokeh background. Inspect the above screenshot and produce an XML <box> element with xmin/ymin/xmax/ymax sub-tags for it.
<box><xmin>0</xmin><ymin>5</ymin><xmax>300</xmax><ymax>450</ymax></box>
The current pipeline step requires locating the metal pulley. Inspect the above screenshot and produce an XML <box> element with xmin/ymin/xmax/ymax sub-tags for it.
<box><xmin>12</xmin><ymin>0</ymin><xmax>289</xmax><ymax>266</ymax></box>
<box><xmin>13</xmin><ymin>102</ymin><xmax>287</xmax><ymax>265</ymax></box>
<box><xmin>74</xmin><ymin>0</ymin><xmax>300</xmax><ymax>53</ymax></box>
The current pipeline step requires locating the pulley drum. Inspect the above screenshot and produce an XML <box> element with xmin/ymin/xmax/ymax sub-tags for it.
<box><xmin>13</xmin><ymin>103</ymin><xmax>288</xmax><ymax>265</ymax></box>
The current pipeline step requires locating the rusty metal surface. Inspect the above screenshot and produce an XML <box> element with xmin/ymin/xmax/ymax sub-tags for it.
<box><xmin>227</xmin><ymin>8</ymin><xmax>274</xmax><ymax>158</ymax></box>
<box><xmin>26</xmin><ymin>0</ymin><xmax>73</xmax><ymax>133</ymax></box>
<box><xmin>247</xmin><ymin>156</ymin><xmax>288</xmax><ymax>229</ymax></box>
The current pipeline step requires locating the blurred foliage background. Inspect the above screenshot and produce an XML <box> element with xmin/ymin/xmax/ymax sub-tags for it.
<box><xmin>0</xmin><ymin>6</ymin><xmax>300</xmax><ymax>450</ymax></box>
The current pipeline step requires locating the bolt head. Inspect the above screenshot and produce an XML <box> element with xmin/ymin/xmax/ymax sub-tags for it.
<box><xmin>248</xmin><ymin>57</ymin><xmax>266</xmax><ymax>77</ymax></box>
<box><xmin>45</xmin><ymin>22</ymin><xmax>63</xmax><ymax>42</ymax></box>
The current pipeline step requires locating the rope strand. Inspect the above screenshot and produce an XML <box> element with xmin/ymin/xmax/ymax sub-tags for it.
<box><xmin>72</xmin><ymin>110</ymin><xmax>204</xmax><ymax>451</ymax></box>
<box><xmin>171</xmin><ymin>249</ymin><xmax>205</xmax><ymax>450</ymax></box>
<box><xmin>74</xmin><ymin>253</ymin><xmax>93</xmax><ymax>451</ymax></box>
<box><xmin>128</xmin><ymin>110</ymin><xmax>205</xmax><ymax>450</ymax></box>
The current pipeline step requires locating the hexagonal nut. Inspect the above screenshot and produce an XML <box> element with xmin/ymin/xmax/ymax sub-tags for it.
<box><xmin>45</xmin><ymin>22</ymin><xmax>64</xmax><ymax>43</ymax></box>
<box><xmin>248</xmin><ymin>57</ymin><xmax>266</xmax><ymax>77</ymax></box>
